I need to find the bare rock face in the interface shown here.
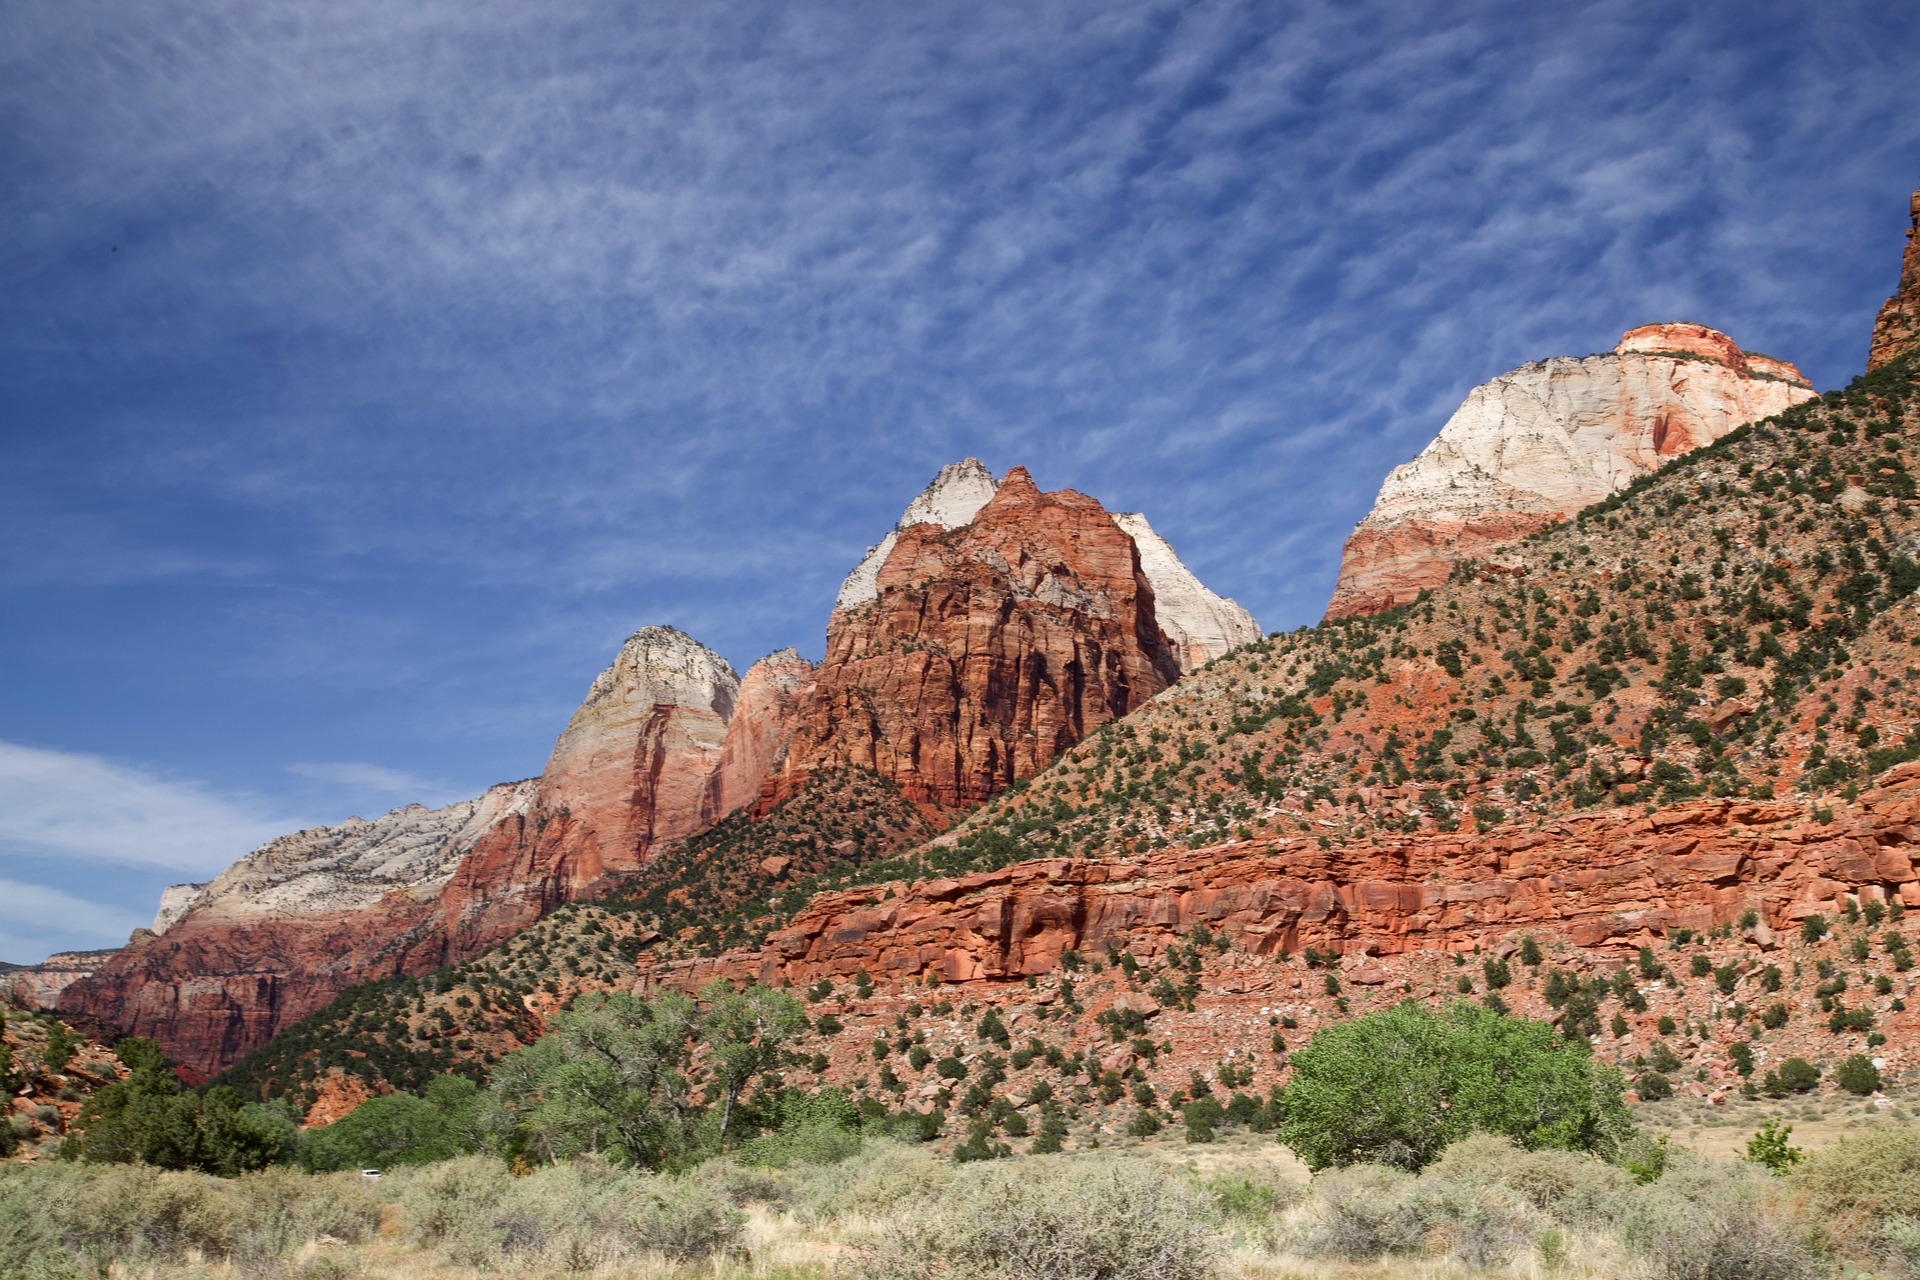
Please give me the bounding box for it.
[62,629,747,1081]
[1870,187,1920,372]
[58,782,536,1079]
[835,459,1001,612]
[774,466,1181,811]
[0,949,120,1010]
[657,767,1920,992]
[702,648,816,825]
[838,460,1256,672]
[1326,323,1815,618]
[1110,512,1260,669]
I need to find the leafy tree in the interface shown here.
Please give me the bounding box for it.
[60,1038,294,1173]
[1745,1118,1804,1174]
[42,1019,78,1073]
[491,989,698,1168]
[305,1074,484,1171]
[1834,1053,1882,1095]
[1760,1056,1821,1096]
[1277,1001,1629,1171]
[697,980,805,1144]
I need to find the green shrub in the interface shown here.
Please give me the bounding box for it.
[1296,1164,1430,1260]
[1618,1159,1820,1280]
[1745,1119,1803,1175]
[790,1140,951,1225]
[1794,1127,1920,1258]
[1834,1053,1882,1095]
[864,1157,1217,1280]
[1278,1001,1629,1170]
[1426,1133,1631,1227]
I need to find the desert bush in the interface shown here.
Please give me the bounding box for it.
[389,1153,741,1271]
[1426,1131,1632,1226]
[1617,1158,1820,1280]
[791,1139,953,1224]
[0,1159,376,1276]
[222,1166,381,1265]
[863,1156,1216,1280]
[1295,1163,1431,1260]
[1202,1168,1303,1222]
[1882,1215,1920,1279]
[1420,1178,1538,1268]
[1793,1126,1920,1258]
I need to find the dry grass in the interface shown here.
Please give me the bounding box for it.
[12,1126,1918,1280]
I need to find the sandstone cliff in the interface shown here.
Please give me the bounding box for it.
[1111,512,1261,669]
[61,629,758,1080]
[701,648,816,824]
[1870,187,1920,372]
[68,465,1258,1079]
[771,466,1182,811]
[1326,322,1815,618]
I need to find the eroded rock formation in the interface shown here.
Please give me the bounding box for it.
[1327,323,1815,618]
[770,467,1182,811]
[62,630,757,1080]
[1870,187,1920,372]
[658,762,1920,991]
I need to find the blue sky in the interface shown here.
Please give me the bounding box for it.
[3,0,1917,959]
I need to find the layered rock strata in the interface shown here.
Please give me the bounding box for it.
[68,465,1256,1078]
[656,763,1920,991]
[1870,187,1920,372]
[771,467,1183,811]
[62,629,760,1080]
[837,460,1257,672]
[0,949,120,1010]
[1327,323,1815,618]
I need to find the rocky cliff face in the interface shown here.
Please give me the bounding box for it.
[701,648,816,824]
[66,462,1256,1079]
[657,766,1920,991]
[1111,512,1261,670]
[1326,322,1815,618]
[769,466,1183,812]
[61,630,761,1081]
[1870,187,1920,372]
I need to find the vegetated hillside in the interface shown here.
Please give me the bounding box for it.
[223,355,1920,1132]
[889,352,1920,883]
[2,1003,126,1161]
[213,768,933,1111]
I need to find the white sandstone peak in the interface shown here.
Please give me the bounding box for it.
[835,459,1002,611]
[1112,512,1262,671]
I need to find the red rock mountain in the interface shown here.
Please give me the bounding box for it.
[1870,186,1920,372]
[767,466,1185,812]
[1326,322,1815,619]
[61,466,1253,1078]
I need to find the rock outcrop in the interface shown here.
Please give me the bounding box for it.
[0,949,120,1011]
[773,467,1183,811]
[1326,323,1815,618]
[1870,187,1920,372]
[68,465,1254,1079]
[1111,512,1261,669]
[657,763,1920,991]
[61,629,759,1081]
[701,648,816,824]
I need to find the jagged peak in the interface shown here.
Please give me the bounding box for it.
[1110,512,1261,671]
[835,458,1002,611]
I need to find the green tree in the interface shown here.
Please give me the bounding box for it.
[1277,1001,1629,1171]
[305,1074,482,1171]
[1745,1118,1804,1174]
[491,989,698,1168]
[697,980,805,1145]
[42,1018,78,1073]
[58,1037,293,1172]
[1834,1053,1882,1095]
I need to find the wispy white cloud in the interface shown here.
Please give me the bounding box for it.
[285,760,451,799]
[0,741,302,875]
[0,877,148,962]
